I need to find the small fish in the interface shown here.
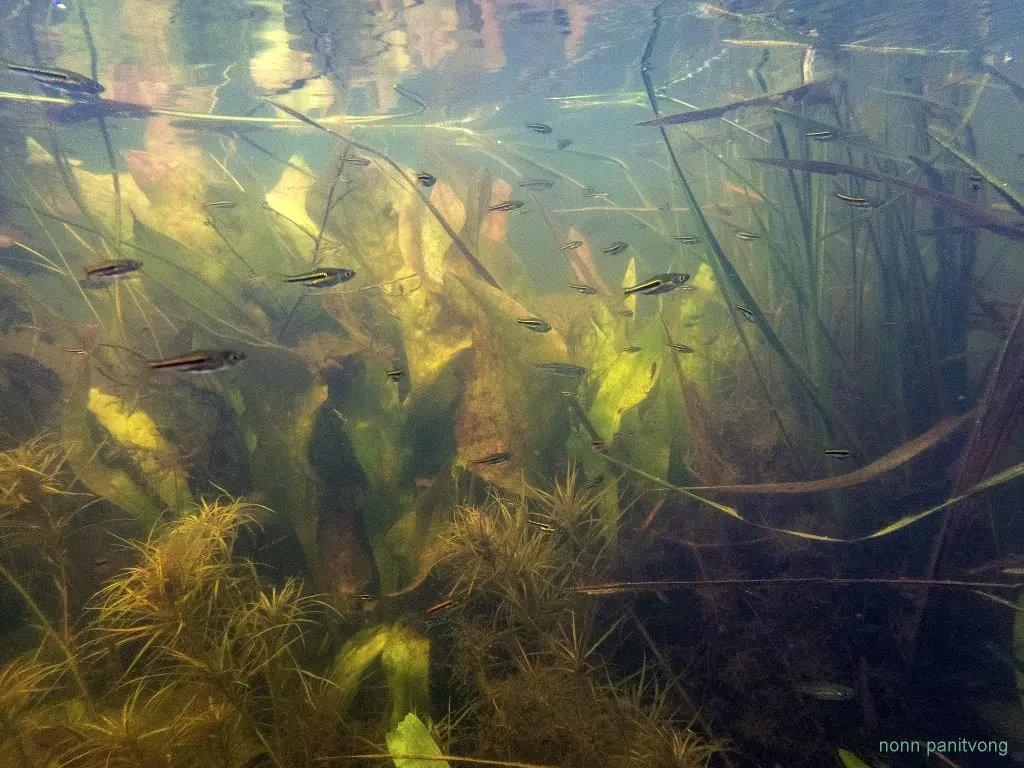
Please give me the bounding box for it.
[84,259,143,280]
[272,75,318,96]
[516,317,552,333]
[723,180,765,202]
[823,449,853,459]
[64,348,89,355]
[602,241,628,255]
[798,682,855,702]
[582,188,610,200]
[148,350,245,374]
[673,235,702,244]
[835,192,880,208]
[519,179,554,191]
[340,156,370,166]
[425,599,455,615]
[805,130,838,142]
[584,475,603,489]
[93,556,109,568]
[568,283,597,295]
[618,310,634,318]
[283,268,357,288]
[489,200,524,213]
[592,438,606,452]
[968,173,983,190]
[735,305,757,322]
[555,138,572,149]
[623,272,691,296]
[735,231,762,241]
[471,451,513,466]
[526,122,553,134]
[534,361,588,377]
[202,200,236,210]
[621,346,642,353]
[560,240,584,250]
[4,62,104,96]
[668,342,695,353]
[415,172,436,187]
[527,519,557,533]
[386,368,405,382]
[52,0,68,9]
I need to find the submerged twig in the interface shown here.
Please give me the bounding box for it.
[576,577,1023,596]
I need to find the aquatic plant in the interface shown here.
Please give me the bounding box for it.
[463,661,719,768]
[0,433,91,552]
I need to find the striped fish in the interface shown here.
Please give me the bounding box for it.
[534,362,588,377]
[148,350,245,374]
[623,272,691,296]
[84,259,142,279]
[489,200,524,212]
[516,317,552,333]
[519,179,554,191]
[4,61,104,95]
[283,268,356,288]
[471,451,513,466]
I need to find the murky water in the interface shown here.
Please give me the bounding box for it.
[1,1,1023,766]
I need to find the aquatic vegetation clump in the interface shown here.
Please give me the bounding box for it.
[77,496,356,767]
[0,434,90,552]
[0,657,62,756]
[466,662,719,768]
[437,465,611,615]
[429,470,718,766]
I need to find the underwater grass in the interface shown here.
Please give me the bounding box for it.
[637,11,845,451]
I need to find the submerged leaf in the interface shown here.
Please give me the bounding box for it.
[328,625,393,709]
[638,82,833,126]
[836,749,872,768]
[448,267,568,488]
[588,320,662,441]
[381,626,430,727]
[87,388,193,513]
[386,713,450,768]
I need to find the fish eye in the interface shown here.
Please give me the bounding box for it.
[228,351,245,364]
